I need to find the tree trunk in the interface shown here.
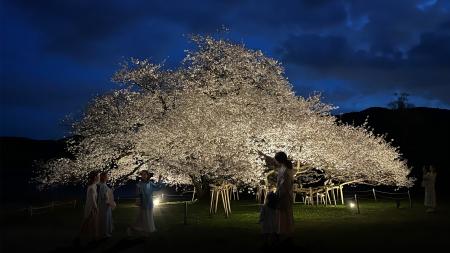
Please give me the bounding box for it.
[190,175,210,201]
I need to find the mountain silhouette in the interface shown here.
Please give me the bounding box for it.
[0,137,69,203]
[338,107,450,193]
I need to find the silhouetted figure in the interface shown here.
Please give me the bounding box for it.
[258,151,295,248]
[274,152,295,247]
[259,191,279,248]
[422,166,437,212]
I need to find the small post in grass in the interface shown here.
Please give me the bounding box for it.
[28,205,33,217]
[354,194,360,214]
[372,188,377,201]
[407,190,412,208]
[184,201,188,225]
[191,187,196,202]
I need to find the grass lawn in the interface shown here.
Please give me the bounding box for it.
[1,198,449,252]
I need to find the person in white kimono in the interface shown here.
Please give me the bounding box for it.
[77,171,100,245]
[97,172,115,239]
[422,166,437,212]
[127,170,164,236]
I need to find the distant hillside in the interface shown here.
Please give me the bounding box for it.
[0,137,69,203]
[338,107,450,192]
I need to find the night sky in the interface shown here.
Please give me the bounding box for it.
[1,0,449,139]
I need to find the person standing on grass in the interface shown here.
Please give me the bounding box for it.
[258,151,295,247]
[77,171,100,245]
[274,152,295,245]
[422,165,437,212]
[127,170,164,236]
[259,191,279,248]
[97,171,116,239]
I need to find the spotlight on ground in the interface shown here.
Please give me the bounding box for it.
[154,197,161,206]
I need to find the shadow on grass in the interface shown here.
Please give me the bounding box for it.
[47,237,146,253]
[48,238,104,253]
[103,238,146,253]
[257,240,309,253]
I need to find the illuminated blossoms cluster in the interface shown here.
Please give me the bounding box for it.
[36,36,413,189]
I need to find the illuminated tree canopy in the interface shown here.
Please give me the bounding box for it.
[36,36,413,191]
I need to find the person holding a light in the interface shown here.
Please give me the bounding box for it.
[127,170,164,236]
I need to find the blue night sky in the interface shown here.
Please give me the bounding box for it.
[1,0,449,139]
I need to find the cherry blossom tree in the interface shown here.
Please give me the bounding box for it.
[36,36,413,195]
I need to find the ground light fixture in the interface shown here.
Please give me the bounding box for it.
[153,197,161,207]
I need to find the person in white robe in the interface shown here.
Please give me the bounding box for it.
[97,172,115,238]
[78,171,100,245]
[127,170,164,236]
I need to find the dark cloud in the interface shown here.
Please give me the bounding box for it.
[5,0,350,61]
[4,0,234,61]
[1,0,450,139]
[439,19,450,30]
[232,0,347,31]
[409,32,450,66]
[8,1,138,48]
[277,0,450,105]
[279,31,450,103]
[278,34,353,68]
